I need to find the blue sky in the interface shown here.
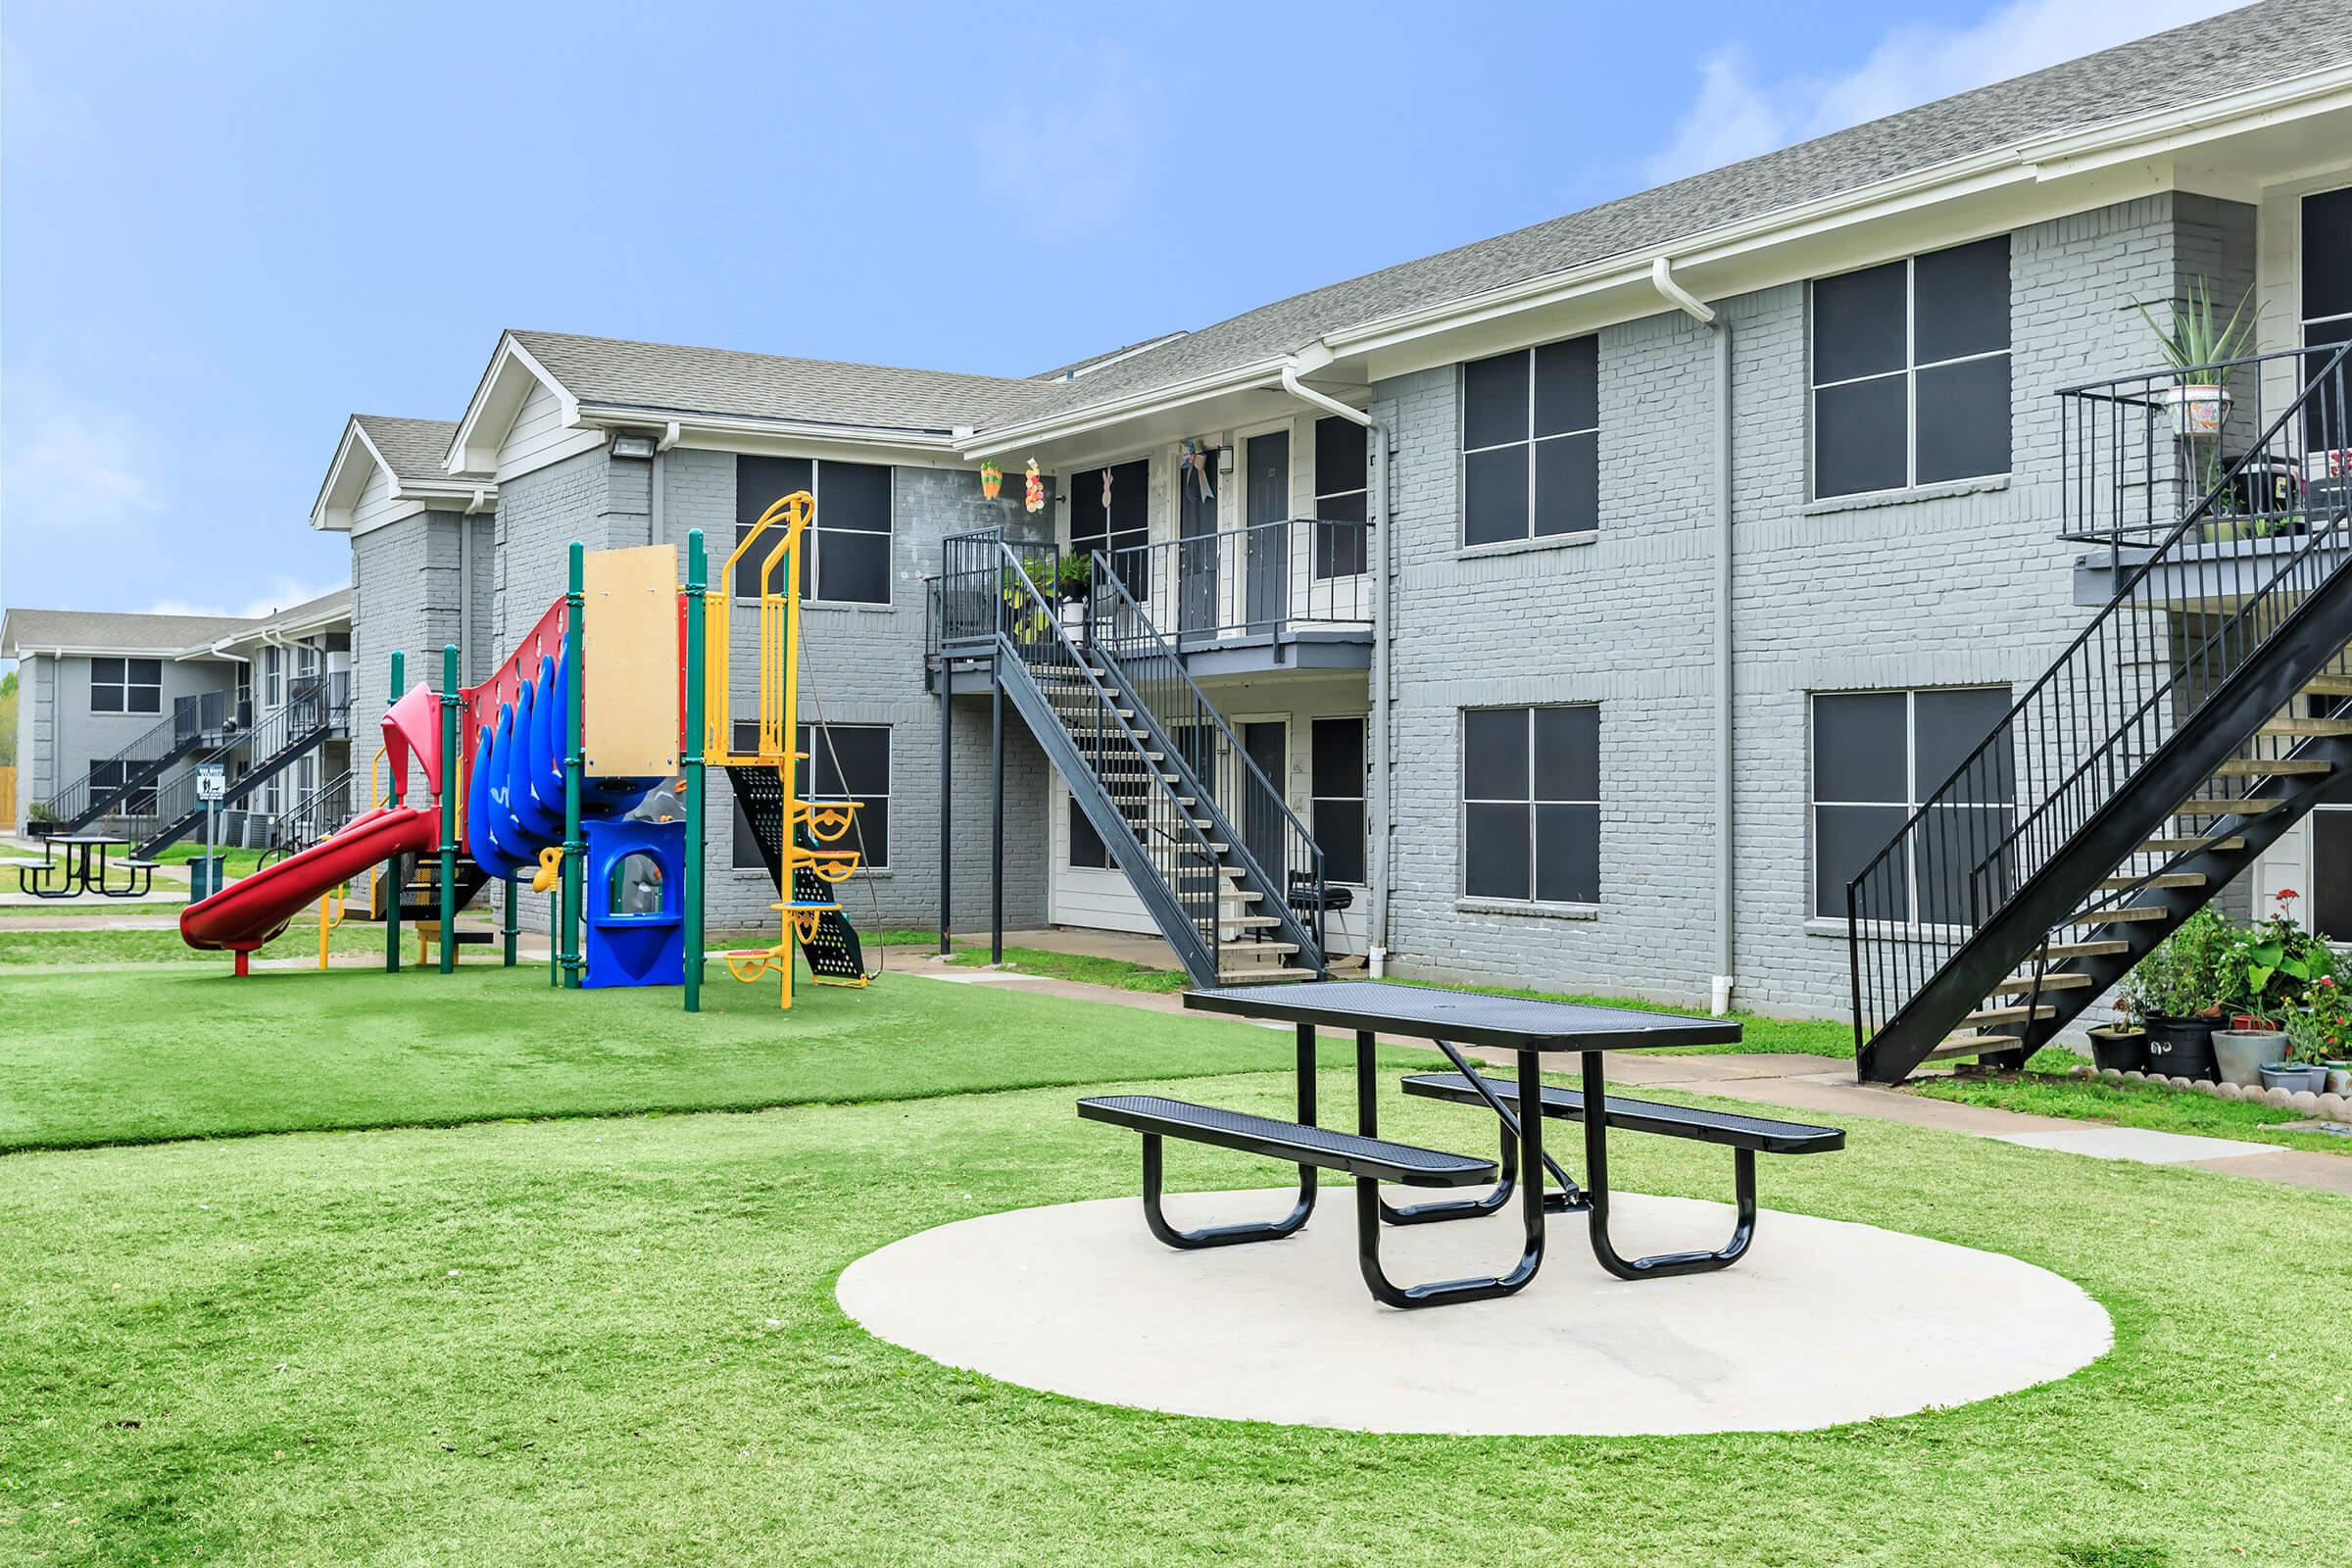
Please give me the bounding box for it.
[0,0,2236,644]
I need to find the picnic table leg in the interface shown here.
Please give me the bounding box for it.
[1579,1050,1758,1281]
[1137,1021,1318,1250]
[1372,1034,1585,1226]
[1353,1047,1547,1309]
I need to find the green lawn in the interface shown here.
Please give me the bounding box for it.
[0,962,1404,1154]
[1384,974,1855,1056]
[946,942,1190,992]
[5,965,2346,1565]
[146,843,270,877]
[3,1045,2345,1565]
[0,922,391,968]
[1916,1067,2352,1157]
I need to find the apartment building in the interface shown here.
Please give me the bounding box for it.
[308,1,2352,1064]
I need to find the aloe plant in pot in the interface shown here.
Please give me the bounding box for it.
[2136,276,2256,439]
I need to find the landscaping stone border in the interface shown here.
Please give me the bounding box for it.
[2074,1064,2352,1122]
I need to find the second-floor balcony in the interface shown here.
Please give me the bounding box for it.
[1097,516,1372,675]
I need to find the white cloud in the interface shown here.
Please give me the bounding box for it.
[141,576,346,621]
[971,40,1157,239]
[1642,0,2242,184]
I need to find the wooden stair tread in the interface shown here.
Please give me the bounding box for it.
[2038,939,2132,959]
[1985,972,2096,995]
[2172,798,2281,816]
[2137,834,2244,854]
[2097,871,2205,891]
[2212,758,2332,776]
[1213,966,1320,984]
[1963,1004,2058,1026]
[1927,1034,2023,1061]
[2061,904,2169,924]
[2258,717,2352,737]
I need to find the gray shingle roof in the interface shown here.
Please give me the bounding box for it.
[493,2,2347,444]
[1018,0,2352,422]
[352,415,478,484]
[0,609,251,656]
[509,330,1062,434]
[2,590,352,658]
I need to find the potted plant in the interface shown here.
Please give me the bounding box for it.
[2089,972,2151,1073]
[2136,277,2256,438]
[1054,553,1094,613]
[2135,907,2229,1081]
[2277,987,2345,1094]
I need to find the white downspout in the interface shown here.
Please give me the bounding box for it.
[651,421,680,549]
[1281,363,1392,976]
[463,485,492,686]
[1651,257,1738,1016]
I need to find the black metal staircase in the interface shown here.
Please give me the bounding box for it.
[258,768,356,865]
[1849,342,2352,1083]
[938,529,1325,987]
[34,692,224,833]
[133,674,350,857]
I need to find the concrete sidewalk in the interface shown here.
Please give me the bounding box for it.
[898,951,2352,1198]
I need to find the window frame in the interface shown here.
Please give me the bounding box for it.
[1458,336,1600,548]
[733,457,896,608]
[88,757,158,815]
[1459,704,1600,907]
[1808,239,2012,501]
[1808,685,2015,924]
[1069,458,1152,600]
[89,657,162,716]
[796,721,890,869]
[1309,715,1368,887]
[1311,416,1369,580]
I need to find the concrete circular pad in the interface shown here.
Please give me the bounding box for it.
[838,1189,2110,1435]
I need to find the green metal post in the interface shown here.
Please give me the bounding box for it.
[503,879,517,966]
[548,889,560,987]
[561,542,586,989]
[438,643,460,975]
[683,529,707,1013]
[386,650,405,973]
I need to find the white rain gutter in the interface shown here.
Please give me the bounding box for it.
[650,420,681,549]
[1650,257,1737,1016]
[1280,362,1394,976]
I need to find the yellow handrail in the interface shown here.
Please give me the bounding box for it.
[709,491,813,764]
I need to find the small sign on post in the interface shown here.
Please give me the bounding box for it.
[195,762,227,903]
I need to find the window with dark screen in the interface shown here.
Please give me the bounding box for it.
[1810,686,2014,922]
[1811,236,2011,499]
[1460,336,1598,545]
[1462,706,1598,904]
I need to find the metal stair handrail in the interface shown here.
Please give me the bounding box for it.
[1085,553,1329,965]
[1848,340,2352,1055]
[35,693,212,829]
[133,674,346,855]
[942,528,1239,975]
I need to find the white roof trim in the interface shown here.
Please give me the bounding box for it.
[312,416,495,534]
[965,61,2352,457]
[446,333,583,476]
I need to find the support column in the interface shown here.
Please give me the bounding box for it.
[938,681,953,956]
[561,542,585,989]
[438,643,460,975]
[386,650,405,974]
[990,673,1004,964]
[503,878,517,967]
[683,528,708,1013]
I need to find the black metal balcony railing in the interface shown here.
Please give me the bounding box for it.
[2060,344,2352,561]
[1099,516,1371,644]
[1849,340,2352,1069]
[262,768,356,862]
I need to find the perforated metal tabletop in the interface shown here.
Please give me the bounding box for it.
[1182,980,1741,1053]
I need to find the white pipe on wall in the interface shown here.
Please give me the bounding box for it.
[1279,363,1392,973]
[1652,257,1738,1015]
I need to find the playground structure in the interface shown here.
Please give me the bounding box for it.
[179,495,872,1009]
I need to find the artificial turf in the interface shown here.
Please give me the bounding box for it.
[0,922,391,967]
[1915,1067,2352,1156]
[4,1054,2346,1567]
[0,962,1402,1153]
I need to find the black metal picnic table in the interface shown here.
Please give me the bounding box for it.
[16,833,147,900]
[1091,978,1841,1309]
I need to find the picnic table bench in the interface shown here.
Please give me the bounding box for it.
[16,835,150,899]
[1077,980,1843,1307]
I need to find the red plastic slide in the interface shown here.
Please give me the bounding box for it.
[180,806,439,975]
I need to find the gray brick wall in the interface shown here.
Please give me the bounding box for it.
[1371,191,2231,1016]
[467,444,1052,940]
[351,508,487,808]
